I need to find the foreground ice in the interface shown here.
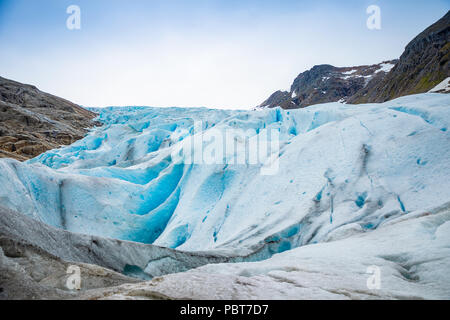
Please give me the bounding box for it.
[0,93,449,262]
[81,205,450,299]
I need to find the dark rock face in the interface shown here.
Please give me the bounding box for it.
[349,11,450,103]
[0,77,99,161]
[258,60,398,109]
[258,90,296,109]
[290,62,398,107]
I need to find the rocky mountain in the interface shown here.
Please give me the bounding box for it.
[0,77,99,161]
[258,61,397,109]
[349,10,450,103]
[259,10,449,109]
[258,90,295,110]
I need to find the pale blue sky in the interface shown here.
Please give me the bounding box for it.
[0,0,448,109]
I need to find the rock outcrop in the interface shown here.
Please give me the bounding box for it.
[0,77,99,161]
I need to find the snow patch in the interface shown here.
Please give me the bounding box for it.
[375,63,395,74]
[429,77,450,93]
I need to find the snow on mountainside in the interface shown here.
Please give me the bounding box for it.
[0,94,449,263]
[429,77,450,93]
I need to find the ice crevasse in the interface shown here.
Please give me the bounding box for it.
[0,93,449,257]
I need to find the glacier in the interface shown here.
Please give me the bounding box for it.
[0,93,450,256]
[1,93,450,265]
[81,206,450,299]
[1,93,450,298]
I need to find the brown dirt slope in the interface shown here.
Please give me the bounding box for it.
[0,76,99,161]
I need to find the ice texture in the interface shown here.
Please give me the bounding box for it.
[0,93,449,260]
[87,205,450,300]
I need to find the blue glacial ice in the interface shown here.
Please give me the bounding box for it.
[0,93,449,256]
